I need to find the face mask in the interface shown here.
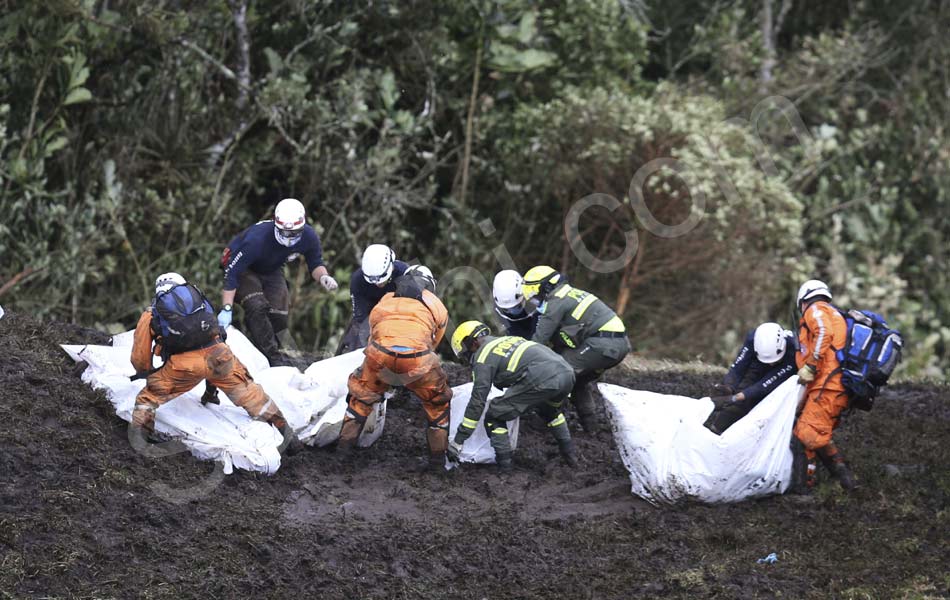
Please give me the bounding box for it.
[499,304,526,319]
[275,227,302,247]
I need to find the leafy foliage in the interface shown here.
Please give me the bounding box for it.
[0,0,947,374]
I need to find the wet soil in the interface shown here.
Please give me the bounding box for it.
[1,312,948,599]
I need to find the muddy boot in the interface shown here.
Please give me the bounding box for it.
[336,415,365,456]
[487,419,514,473]
[571,382,599,433]
[269,415,303,456]
[547,414,578,468]
[201,383,220,406]
[558,439,579,468]
[425,426,449,473]
[495,451,514,474]
[789,438,808,493]
[831,461,858,490]
[818,443,859,491]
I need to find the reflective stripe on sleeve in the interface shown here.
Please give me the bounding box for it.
[461,417,479,430]
[571,294,598,320]
[547,414,566,428]
[507,341,536,372]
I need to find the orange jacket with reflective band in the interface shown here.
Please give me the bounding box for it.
[369,290,448,352]
[796,301,847,391]
[131,310,164,374]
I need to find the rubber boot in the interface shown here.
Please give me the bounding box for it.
[268,414,303,455]
[425,426,448,473]
[495,451,513,473]
[819,444,858,490]
[487,420,514,473]
[831,461,858,490]
[201,383,220,406]
[558,439,579,468]
[547,414,578,468]
[337,415,364,455]
[571,382,598,433]
[789,438,808,493]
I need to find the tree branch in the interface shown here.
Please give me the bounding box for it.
[457,31,483,207]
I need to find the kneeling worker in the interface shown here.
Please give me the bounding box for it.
[338,266,453,471]
[704,322,798,434]
[132,272,298,449]
[522,266,630,432]
[449,321,578,472]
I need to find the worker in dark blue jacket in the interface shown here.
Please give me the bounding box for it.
[704,322,798,434]
[336,244,409,355]
[217,199,337,366]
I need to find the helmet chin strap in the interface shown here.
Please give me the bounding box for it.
[274,227,301,248]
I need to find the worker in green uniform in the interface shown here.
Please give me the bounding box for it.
[448,321,578,472]
[522,266,631,432]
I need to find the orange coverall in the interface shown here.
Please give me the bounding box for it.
[130,310,283,429]
[346,290,452,427]
[793,300,849,460]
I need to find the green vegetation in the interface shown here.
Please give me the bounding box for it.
[1,0,947,375]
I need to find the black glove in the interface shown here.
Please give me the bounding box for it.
[710,395,736,409]
[447,440,463,463]
[711,382,734,396]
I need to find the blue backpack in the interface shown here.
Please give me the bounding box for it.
[151,284,220,359]
[834,307,903,411]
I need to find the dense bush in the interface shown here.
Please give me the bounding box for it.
[1,0,947,374]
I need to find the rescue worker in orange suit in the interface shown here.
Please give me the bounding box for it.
[337,266,453,471]
[793,279,857,491]
[131,272,299,451]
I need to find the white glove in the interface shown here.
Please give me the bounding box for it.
[320,275,338,292]
[797,364,817,383]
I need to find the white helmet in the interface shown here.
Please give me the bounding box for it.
[155,272,186,295]
[493,270,525,309]
[274,198,306,247]
[797,279,832,308]
[362,244,396,285]
[753,322,788,364]
[405,264,437,292]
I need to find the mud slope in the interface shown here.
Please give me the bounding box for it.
[1,313,948,599]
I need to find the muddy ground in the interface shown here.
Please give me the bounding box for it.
[0,312,948,599]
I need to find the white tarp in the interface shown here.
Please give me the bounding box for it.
[62,327,509,474]
[601,377,802,505]
[448,382,519,464]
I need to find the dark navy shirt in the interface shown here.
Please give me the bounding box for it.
[494,305,539,339]
[349,260,409,323]
[223,221,324,290]
[723,330,798,405]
